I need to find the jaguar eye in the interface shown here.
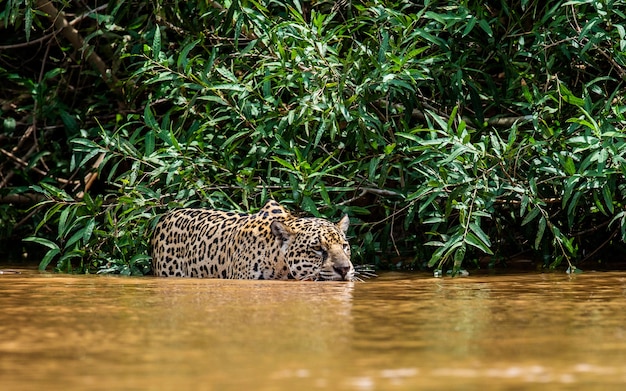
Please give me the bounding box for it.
[311,245,327,258]
[343,243,350,253]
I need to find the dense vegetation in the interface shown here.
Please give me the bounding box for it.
[1,1,625,275]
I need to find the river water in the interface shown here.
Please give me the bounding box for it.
[1,269,625,390]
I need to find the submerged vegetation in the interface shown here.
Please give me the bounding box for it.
[1,0,626,275]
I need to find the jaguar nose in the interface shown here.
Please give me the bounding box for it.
[333,266,351,279]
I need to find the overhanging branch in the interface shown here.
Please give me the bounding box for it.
[35,0,121,96]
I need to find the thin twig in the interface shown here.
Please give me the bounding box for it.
[337,187,402,206]
[36,0,121,95]
[0,147,76,185]
[390,201,400,256]
[13,204,48,230]
[386,100,534,128]
[568,4,626,80]
[579,227,619,264]
[0,33,53,50]
[494,197,561,205]
[0,4,109,50]
[571,220,610,237]
[0,193,46,204]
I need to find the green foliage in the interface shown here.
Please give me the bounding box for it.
[1,1,626,274]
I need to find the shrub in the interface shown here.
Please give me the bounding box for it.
[1,1,625,274]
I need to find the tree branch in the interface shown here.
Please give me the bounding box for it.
[0,193,46,204]
[0,147,77,186]
[35,0,121,96]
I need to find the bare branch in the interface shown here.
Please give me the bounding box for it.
[75,152,106,200]
[0,193,46,204]
[0,147,77,186]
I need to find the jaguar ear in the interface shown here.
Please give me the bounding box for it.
[270,221,293,242]
[337,215,349,234]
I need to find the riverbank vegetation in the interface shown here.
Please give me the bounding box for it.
[1,1,625,275]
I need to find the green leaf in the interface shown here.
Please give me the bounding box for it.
[426,110,449,132]
[368,156,381,180]
[562,176,580,209]
[462,16,477,37]
[59,110,79,133]
[152,25,161,60]
[58,207,71,239]
[469,222,492,247]
[145,131,155,156]
[78,147,102,169]
[301,196,318,215]
[177,39,200,72]
[82,218,96,243]
[522,206,540,226]
[216,66,239,83]
[602,185,614,214]
[566,192,582,227]
[520,194,529,218]
[4,117,16,132]
[23,236,60,250]
[384,143,396,155]
[66,228,86,248]
[560,155,576,176]
[465,232,493,254]
[559,83,584,107]
[272,156,295,171]
[593,191,607,216]
[453,245,466,272]
[427,246,445,267]
[144,105,157,130]
[39,248,60,271]
[441,144,471,164]
[129,254,152,267]
[378,30,389,63]
[72,138,101,151]
[478,19,493,37]
[535,216,546,249]
[24,2,33,42]
[83,192,95,211]
[57,251,84,272]
[39,183,74,202]
[448,106,459,132]
[33,202,62,234]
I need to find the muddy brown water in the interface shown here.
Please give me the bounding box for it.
[1,269,626,390]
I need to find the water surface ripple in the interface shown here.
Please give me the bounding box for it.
[1,270,625,390]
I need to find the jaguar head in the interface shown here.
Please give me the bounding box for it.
[270,215,354,281]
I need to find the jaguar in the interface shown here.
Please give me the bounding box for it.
[151,200,354,281]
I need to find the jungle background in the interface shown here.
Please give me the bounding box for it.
[1,0,626,275]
